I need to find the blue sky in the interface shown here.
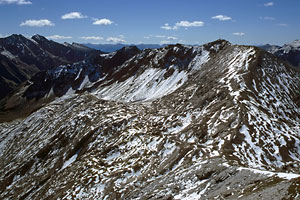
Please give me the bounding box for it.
[0,0,299,45]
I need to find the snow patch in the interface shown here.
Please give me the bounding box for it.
[238,167,300,180]
[62,152,79,170]
[95,67,188,102]
[1,50,17,60]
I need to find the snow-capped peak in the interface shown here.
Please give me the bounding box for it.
[288,39,300,48]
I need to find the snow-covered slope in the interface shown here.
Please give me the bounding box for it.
[93,45,210,102]
[1,40,300,199]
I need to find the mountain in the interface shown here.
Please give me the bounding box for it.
[258,44,281,54]
[259,40,300,68]
[0,45,140,122]
[0,34,101,100]
[84,43,166,52]
[1,39,300,199]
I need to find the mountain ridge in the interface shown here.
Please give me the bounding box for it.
[1,38,300,199]
[0,34,101,100]
[83,43,167,53]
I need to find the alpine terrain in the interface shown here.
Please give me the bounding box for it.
[260,40,300,68]
[0,34,100,100]
[1,37,300,199]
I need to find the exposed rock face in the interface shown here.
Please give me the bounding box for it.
[0,34,100,99]
[1,39,300,199]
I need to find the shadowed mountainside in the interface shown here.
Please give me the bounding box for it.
[0,34,101,99]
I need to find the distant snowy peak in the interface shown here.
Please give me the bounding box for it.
[63,42,95,53]
[259,44,281,54]
[281,40,300,52]
[287,39,300,48]
[3,34,28,44]
[31,34,48,42]
[260,39,300,67]
[84,43,167,52]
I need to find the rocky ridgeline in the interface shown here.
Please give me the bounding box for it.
[0,39,300,199]
[0,34,100,99]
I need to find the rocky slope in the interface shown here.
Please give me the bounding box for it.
[0,34,100,99]
[1,40,300,199]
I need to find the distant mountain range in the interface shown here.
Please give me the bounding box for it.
[83,43,167,52]
[0,34,101,99]
[258,40,300,68]
[1,34,300,103]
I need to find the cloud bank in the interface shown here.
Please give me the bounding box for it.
[20,19,54,27]
[80,36,104,40]
[161,20,204,30]
[232,32,245,36]
[47,35,72,40]
[106,37,125,43]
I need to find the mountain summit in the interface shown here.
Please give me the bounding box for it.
[1,38,300,199]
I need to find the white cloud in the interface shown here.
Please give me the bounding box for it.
[47,35,72,40]
[277,23,288,26]
[211,15,232,21]
[93,18,113,25]
[232,32,245,36]
[167,36,177,40]
[144,35,177,41]
[161,23,173,30]
[61,12,87,20]
[161,21,204,30]
[175,21,204,28]
[107,37,125,43]
[0,0,31,5]
[264,2,274,7]
[260,16,275,20]
[80,36,104,40]
[160,40,170,45]
[20,19,54,27]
